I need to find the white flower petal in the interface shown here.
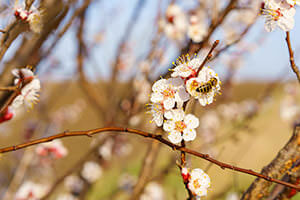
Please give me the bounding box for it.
[163,98,175,110]
[150,92,164,103]
[176,87,190,102]
[163,120,175,132]
[152,79,167,92]
[11,95,24,109]
[169,77,184,88]
[172,109,185,121]
[168,131,182,144]
[278,16,294,31]
[153,113,163,127]
[183,128,196,141]
[184,114,199,129]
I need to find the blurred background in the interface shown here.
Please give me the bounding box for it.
[0,0,299,199]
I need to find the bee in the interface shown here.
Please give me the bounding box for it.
[196,77,218,94]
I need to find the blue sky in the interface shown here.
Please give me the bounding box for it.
[4,0,300,82]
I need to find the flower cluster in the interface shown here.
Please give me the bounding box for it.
[159,4,210,43]
[15,181,47,200]
[80,161,103,184]
[0,68,41,123]
[149,55,221,144]
[188,13,207,43]
[64,175,84,196]
[14,1,43,33]
[159,4,187,41]
[261,0,299,32]
[140,182,165,200]
[11,68,41,110]
[181,167,211,199]
[35,140,68,160]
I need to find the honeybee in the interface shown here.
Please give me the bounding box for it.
[196,77,218,94]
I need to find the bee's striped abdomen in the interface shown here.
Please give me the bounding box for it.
[196,77,218,94]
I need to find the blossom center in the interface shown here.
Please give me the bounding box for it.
[263,8,283,21]
[175,121,186,132]
[190,80,200,90]
[167,15,175,23]
[193,179,201,189]
[162,88,175,98]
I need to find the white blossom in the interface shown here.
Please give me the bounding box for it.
[280,96,300,122]
[147,103,165,127]
[186,67,221,106]
[13,2,43,33]
[27,8,43,34]
[159,4,187,41]
[188,14,207,43]
[140,182,164,200]
[261,0,296,32]
[118,173,137,193]
[14,1,29,20]
[11,68,41,110]
[64,175,84,194]
[35,139,68,159]
[81,161,102,183]
[171,56,201,79]
[12,68,34,85]
[286,0,300,6]
[150,78,189,110]
[163,109,199,144]
[98,138,114,160]
[188,168,211,198]
[15,181,47,200]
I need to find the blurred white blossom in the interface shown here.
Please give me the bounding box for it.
[98,138,114,160]
[81,161,102,183]
[15,181,47,200]
[118,173,137,193]
[14,1,42,33]
[188,15,207,43]
[226,192,240,200]
[11,68,41,111]
[64,175,84,195]
[159,4,187,41]
[36,140,68,159]
[140,182,164,200]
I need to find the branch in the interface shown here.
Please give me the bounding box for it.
[196,40,219,75]
[76,4,106,119]
[241,124,300,199]
[0,127,300,190]
[285,31,300,83]
[130,140,161,200]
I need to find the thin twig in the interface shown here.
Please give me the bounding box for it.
[0,127,299,190]
[179,140,193,200]
[196,40,219,75]
[285,31,300,83]
[0,86,17,91]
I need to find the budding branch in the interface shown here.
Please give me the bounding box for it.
[285,31,300,83]
[0,126,299,190]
